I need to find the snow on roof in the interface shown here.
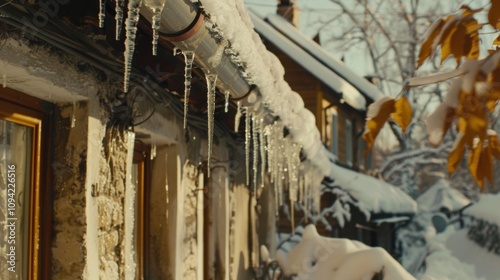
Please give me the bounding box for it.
[329,164,417,215]
[202,1,413,211]
[417,179,470,213]
[249,10,367,111]
[464,193,500,226]
[265,14,385,102]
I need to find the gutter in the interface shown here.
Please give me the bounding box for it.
[140,0,259,106]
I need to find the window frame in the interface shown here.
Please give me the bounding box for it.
[0,87,53,280]
[133,140,150,280]
[331,108,339,155]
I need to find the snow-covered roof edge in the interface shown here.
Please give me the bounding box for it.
[265,13,385,102]
[249,10,367,111]
[201,1,415,215]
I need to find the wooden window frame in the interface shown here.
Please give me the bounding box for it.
[133,141,150,280]
[0,87,54,280]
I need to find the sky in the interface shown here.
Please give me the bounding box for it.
[243,0,375,79]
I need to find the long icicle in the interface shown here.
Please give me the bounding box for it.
[245,108,251,186]
[224,91,230,113]
[234,101,242,132]
[259,118,266,188]
[98,0,106,28]
[252,114,259,193]
[206,73,217,178]
[123,0,143,93]
[115,0,124,40]
[146,0,166,55]
[182,51,195,129]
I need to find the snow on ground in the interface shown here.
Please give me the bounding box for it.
[278,224,415,279]
[464,193,500,226]
[418,228,485,280]
[417,179,470,213]
[445,229,500,280]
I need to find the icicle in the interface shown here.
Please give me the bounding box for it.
[206,73,217,178]
[224,91,230,113]
[180,51,195,129]
[2,73,6,88]
[71,97,76,128]
[145,0,166,55]
[245,108,251,186]
[98,0,106,28]
[115,0,124,40]
[234,102,242,132]
[150,141,157,160]
[259,119,266,188]
[252,115,259,192]
[123,0,143,93]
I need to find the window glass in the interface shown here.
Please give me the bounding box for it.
[331,109,338,155]
[0,119,33,279]
[345,119,353,166]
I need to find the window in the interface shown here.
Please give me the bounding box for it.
[358,137,365,169]
[0,88,52,279]
[345,119,353,166]
[132,141,148,280]
[331,109,338,155]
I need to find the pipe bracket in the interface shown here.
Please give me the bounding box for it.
[160,9,205,42]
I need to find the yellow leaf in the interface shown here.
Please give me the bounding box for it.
[468,141,482,183]
[450,24,467,64]
[489,134,500,159]
[417,17,446,67]
[363,97,396,155]
[468,142,494,188]
[466,32,480,60]
[493,35,500,46]
[459,4,483,17]
[391,97,412,134]
[488,0,500,29]
[448,134,466,174]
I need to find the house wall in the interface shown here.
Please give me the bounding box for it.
[0,35,261,280]
[263,43,369,171]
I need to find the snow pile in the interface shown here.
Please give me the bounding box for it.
[415,227,484,280]
[464,193,500,226]
[330,164,417,216]
[445,229,500,280]
[278,224,415,279]
[417,179,470,213]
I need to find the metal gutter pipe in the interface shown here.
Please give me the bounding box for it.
[140,1,259,106]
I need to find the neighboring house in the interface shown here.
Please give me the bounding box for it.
[250,4,384,171]
[418,179,471,217]
[251,2,416,257]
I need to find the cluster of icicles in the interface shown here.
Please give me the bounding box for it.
[97,0,321,217]
[243,108,323,224]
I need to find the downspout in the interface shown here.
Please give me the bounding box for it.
[140,1,259,106]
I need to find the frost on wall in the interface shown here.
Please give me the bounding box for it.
[51,102,89,279]
[96,127,130,280]
[181,162,200,279]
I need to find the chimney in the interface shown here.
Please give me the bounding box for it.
[277,0,299,28]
